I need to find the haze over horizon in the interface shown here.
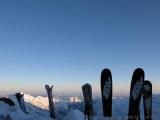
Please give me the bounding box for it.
[0,1,160,96]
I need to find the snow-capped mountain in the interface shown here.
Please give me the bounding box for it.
[0,93,160,120]
[69,96,82,103]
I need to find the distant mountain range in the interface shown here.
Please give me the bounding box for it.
[0,93,160,120]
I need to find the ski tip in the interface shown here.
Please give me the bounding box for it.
[143,80,152,92]
[45,85,50,89]
[101,68,111,74]
[101,68,112,83]
[15,92,24,97]
[45,85,54,89]
[134,68,144,74]
[144,80,152,86]
[82,83,92,94]
[82,83,91,87]
[101,68,112,79]
[132,68,145,80]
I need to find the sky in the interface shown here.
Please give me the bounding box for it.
[0,0,160,96]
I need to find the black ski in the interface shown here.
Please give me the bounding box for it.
[15,92,28,114]
[143,80,152,120]
[128,68,144,120]
[45,85,56,119]
[101,68,112,117]
[82,83,93,120]
[0,97,15,106]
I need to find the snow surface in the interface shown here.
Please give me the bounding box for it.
[0,93,160,120]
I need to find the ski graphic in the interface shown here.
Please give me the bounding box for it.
[82,83,93,120]
[45,85,56,119]
[15,92,28,114]
[128,68,144,120]
[101,68,112,117]
[143,80,152,120]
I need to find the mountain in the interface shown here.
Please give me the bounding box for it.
[0,93,160,120]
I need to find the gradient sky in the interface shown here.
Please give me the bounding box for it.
[0,1,160,95]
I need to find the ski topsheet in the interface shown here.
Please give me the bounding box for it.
[45,85,56,119]
[101,68,112,117]
[128,68,144,120]
[15,92,28,114]
[82,83,93,120]
[143,80,152,120]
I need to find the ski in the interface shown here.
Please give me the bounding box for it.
[101,68,112,117]
[15,92,28,114]
[45,85,56,119]
[143,80,152,120]
[128,68,144,120]
[82,83,93,120]
[0,97,15,106]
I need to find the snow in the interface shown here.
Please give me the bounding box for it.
[0,93,160,120]
[69,96,82,103]
[64,109,84,120]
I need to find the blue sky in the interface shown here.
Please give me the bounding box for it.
[0,1,160,95]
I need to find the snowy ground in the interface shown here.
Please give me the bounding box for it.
[0,93,160,120]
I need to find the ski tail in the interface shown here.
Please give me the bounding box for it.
[128,68,144,120]
[143,80,152,120]
[15,92,28,114]
[45,85,56,119]
[101,68,112,117]
[82,83,93,120]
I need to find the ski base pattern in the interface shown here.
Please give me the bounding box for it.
[128,68,144,120]
[15,92,28,114]
[101,68,112,117]
[45,85,56,119]
[143,80,152,120]
[82,83,93,120]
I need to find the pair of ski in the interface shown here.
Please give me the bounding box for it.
[0,93,29,114]
[45,85,56,120]
[82,68,112,120]
[128,68,152,120]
